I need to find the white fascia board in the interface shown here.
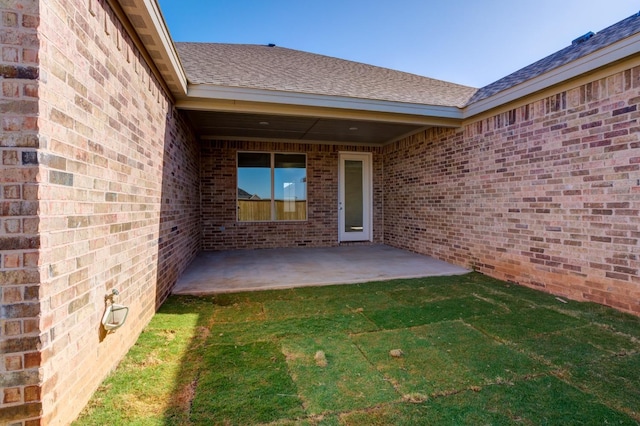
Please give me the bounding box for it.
[464,32,640,118]
[186,84,464,120]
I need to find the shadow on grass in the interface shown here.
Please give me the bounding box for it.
[74,272,640,425]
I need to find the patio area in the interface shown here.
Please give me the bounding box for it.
[172,245,469,295]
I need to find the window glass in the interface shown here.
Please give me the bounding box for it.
[274,154,307,220]
[344,160,363,232]
[238,153,271,221]
[237,153,307,221]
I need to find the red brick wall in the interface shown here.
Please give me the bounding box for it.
[0,0,200,424]
[201,140,383,250]
[384,62,640,316]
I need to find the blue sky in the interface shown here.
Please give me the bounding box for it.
[157,1,637,88]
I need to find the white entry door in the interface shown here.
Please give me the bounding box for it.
[338,152,372,242]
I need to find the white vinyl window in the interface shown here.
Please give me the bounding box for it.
[237,152,307,221]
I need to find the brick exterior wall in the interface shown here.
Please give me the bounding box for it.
[0,0,41,423]
[201,140,383,250]
[0,0,200,424]
[384,60,640,316]
[2,1,639,424]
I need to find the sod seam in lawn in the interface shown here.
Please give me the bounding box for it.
[74,273,640,425]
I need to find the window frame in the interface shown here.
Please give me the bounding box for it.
[236,152,308,223]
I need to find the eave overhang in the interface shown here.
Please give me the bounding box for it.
[114,0,187,98]
[178,84,464,125]
[174,85,465,145]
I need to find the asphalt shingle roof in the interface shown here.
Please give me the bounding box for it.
[467,12,640,105]
[175,12,640,110]
[175,42,477,107]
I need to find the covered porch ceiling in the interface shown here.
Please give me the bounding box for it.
[176,93,466,145]
[182,110,435,145]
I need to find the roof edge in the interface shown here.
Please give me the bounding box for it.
[464,29,640,118]
[184,84,465,120]
[117,0,188,97]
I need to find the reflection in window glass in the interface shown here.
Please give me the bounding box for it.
[237,153,271,221]
[275,154,306,220]
[237,153,306,221]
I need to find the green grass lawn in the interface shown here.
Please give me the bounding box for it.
[74,273,640,425]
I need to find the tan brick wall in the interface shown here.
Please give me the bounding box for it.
[1,0,200,424]
[201,140,383,250]
[0,0,43,424]
[384,60,640,316]
[2,2,637,425]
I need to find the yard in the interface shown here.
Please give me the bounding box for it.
[75,273,640,425]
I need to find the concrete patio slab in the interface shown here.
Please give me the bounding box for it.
[173,245,470,295]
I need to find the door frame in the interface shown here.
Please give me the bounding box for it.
[338,152,372,242]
